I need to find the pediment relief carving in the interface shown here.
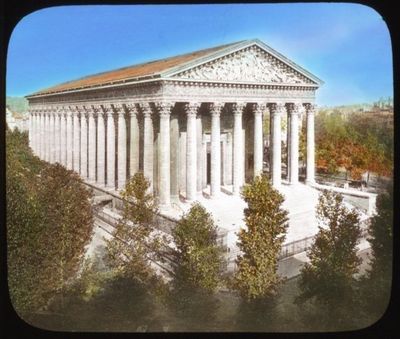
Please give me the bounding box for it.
[174,46,314,84]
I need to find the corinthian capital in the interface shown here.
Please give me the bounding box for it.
[268,103,286,116]
[155,102,174,117]
[125,103,139,116]
[209,102,224,116]
[286,103,301,115]
[183,102,200,117]
[232,102,246,115]
[251,103,266,115]
[112,103,125,116]
[304,103,316,114]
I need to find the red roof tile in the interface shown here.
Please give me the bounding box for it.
[30,41,243,96]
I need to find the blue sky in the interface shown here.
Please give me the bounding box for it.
[7,3,392,106]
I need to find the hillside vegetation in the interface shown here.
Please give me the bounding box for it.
[6,96,29,116]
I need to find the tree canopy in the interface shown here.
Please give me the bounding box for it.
[7,128,93,318]
[105,172,166,286]
[233,175,289,301]
[296,190,362,328]
[171,202,223,293]
[315,110,393,179]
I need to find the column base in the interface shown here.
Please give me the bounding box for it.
[306,179,315,185]
[210,190,222,199]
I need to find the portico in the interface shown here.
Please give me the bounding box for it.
[26,39,323,208]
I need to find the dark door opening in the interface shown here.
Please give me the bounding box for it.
[206,152,211,185]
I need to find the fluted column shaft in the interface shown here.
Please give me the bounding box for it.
[55,112,61,163]
[92,110,104,186]
[185,103,199,201]
[158,103,172,206]
[49,112,56,163]
[270,103,283,187]
[80,110,88,178]
[233,104,244,194]
[116,107,127,190]
[288,103,300,184]
[253,104,264,177]
[143,106,154,192]
[106,108,115,188]
[73,111,80,172]
[44,113,50,162]
[40,112,46,159]
[128,105,140,177]
[60,111,67,166]
[306,104,316,183]
[66,110,73,169]
[210,103,222,197]
[88,109,96,182]
[196,115,203,193]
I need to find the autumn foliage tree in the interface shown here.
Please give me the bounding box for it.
[315,110,393,180]
[7,128,93,319]
[296,190,362,328]
[105,172,166,286]
[233,175,288,301]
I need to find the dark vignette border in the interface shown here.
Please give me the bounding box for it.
[1,0,398,338]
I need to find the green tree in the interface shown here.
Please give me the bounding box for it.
[168,203,223,326]
[105,172,166,286]
[358,181,393,320]
[171,202,223,292]
[7,128,93,319]
[233,175,288,301]
[296,190,362,329]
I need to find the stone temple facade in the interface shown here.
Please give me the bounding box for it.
[26,39,323,209]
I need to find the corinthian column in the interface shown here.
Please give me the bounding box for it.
[305,103,316,184]
[55,109,61,164]
[72,107,80,172]
[49,110,56,163]
[252,103,264,177]
[96,106,106,186]
[44,111,50,162]
[79,106,88,178]
[41,109,47,160]
[105,105,115,189]
[59,108,67,166]
[66,108,73,169]
[288,103,300,185]
[87,106,96,182]
[115,104,127,190]
[184,102,199,201]
[126,103,140,177]
[269,103,285,187]
[210,102,223,197]
[157,102,173,206]
[142,103,154,193]
[233,103,245,195]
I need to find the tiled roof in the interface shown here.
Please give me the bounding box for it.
[29,41,244,96]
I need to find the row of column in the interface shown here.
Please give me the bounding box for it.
[269,102,315,187]
[29,104,135,191]
[28,101,315,207]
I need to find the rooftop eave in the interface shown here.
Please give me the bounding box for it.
[26,73,163,99]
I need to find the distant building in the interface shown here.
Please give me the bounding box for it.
[6,107,29,131]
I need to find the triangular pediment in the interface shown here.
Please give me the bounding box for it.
[166,44,318,85]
